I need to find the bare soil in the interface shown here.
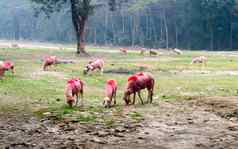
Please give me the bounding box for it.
[1,97,238,149]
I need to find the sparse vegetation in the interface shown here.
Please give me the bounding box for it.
[1,47,238,125]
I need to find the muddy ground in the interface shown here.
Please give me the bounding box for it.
[1,97,238,149]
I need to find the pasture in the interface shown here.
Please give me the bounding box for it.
[0,46,238,148]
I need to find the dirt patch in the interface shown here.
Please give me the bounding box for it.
[1,97,238,149]
[0,112,152,149]
[105,67,147,75]
[190,96,238,121]
[0,40,68,50]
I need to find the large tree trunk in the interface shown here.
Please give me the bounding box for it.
[70,0,88,55]
[78,19,87,54]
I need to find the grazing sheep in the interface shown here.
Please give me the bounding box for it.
[3,61,14,73]
[119,48,128,54]
[123,72,155,105]
[0,60,14,78]
[103,79,117,108]
[191,56,207,66]
[149,49,158,56]
[173,48,183,55]
[83,59,104,75]
[42,56,58,71]
[65,78,84,107]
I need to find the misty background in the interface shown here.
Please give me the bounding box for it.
[1,0,238,50]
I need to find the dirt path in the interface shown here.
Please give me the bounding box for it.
[1,97,238,149]
[0,40,68,50]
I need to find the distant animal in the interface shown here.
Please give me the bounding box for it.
[59,47,64,50]
[191,56,208,65]
[149,49,157,56]
[140,48,146,55]
[83,59,104,75]
[65,78,84,107]
[103,79,118,108]
[42,56,58,71]
[173,48,183,55]
[0,60,14,78]
[123,72,155,105]
[11,43,20,48]
[119,48,128,54]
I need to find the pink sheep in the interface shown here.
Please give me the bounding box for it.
[65,78,84,107]
[83,59,104,75]
[42,56,58,71]
[103,79,117,108]
[0,60,14,78]
[119,48,128,54]
[191,56,207,65]
[123,72,155,105]
[3,61,14,73]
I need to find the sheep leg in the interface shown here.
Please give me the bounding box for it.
[138,91,144,105]
[132,93,136,105]
[100,68,104,75]
[149,90,153,103]
[0,70,5,79]
[43,65,47,71]
[147,90,150,103]
[76,94,79,106]
[109,97,113,107]
[113,89,117,105]
[80,91,84,107]
[11,68,14,74]
[146,89,153,104]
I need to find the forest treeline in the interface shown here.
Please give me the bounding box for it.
[1,0,238,50]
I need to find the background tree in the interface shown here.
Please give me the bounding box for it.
[31,0,96,55]
[30,0,127,55]
[1,0,238,51]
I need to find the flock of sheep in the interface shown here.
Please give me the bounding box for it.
[43,56,155,108]
[0,47,208,108]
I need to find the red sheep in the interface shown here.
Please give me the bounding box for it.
[83,59,104,75]
[42,56,58,71]
[0,60,14,78]
[65,78,84,107]
[3,61,14,73]
[103,79,117,108]
[123,72,155,105]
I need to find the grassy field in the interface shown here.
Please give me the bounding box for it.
[1,47,238,125]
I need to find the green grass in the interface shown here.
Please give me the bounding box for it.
[1,47,238,125]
